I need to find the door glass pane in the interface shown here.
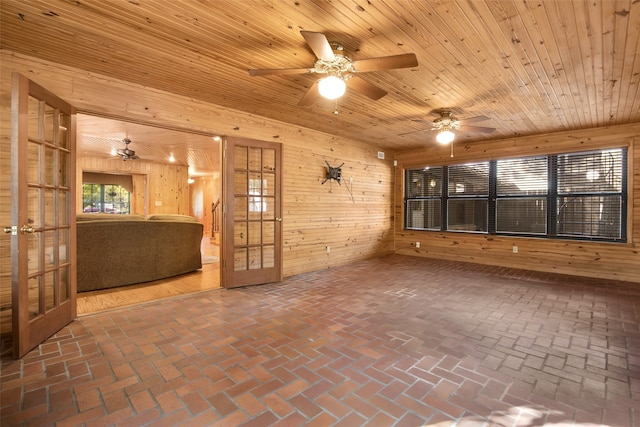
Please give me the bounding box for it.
[249,147,261,170]
[263,197,275,220]
[59,228,69,263]
[45,230,55,266]
[263,246,274,268]
[59,150,69,187]
[59,265,69,302]
[249,173,263,220]
[235,197,247,220]
[44,270,55,311]
[248,247,261,270]
[28,96,40,140]
[58,114,70,149]
[263,174,274,196]
[249,222,261,245]
[234,222,247,246]
[27,187,41,228]
[44,189,55,228]
[234,146,248,170]
[263,149,275,172]
[234,248,247,271]
[263,222,274,245]
[234,171,247,195]
[58,191,69,226]
[28,277,40,319]
[45,146,55,186]
[27,141,40,184]
[44,104,55,143]
[27,233,40,275]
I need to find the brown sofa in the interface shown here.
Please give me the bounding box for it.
[76,214,203,292]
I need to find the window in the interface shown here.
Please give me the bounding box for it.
[82,183,130,214]
[496,156,548,234]
[556,150,625,239]
[447,162,489,232]
[404,148,627,242]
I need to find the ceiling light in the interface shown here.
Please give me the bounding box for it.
[318,76,346,100]
[436,130,455,145]
[188,177,195,184]
[110,148,117,156]
[169,153,175,162]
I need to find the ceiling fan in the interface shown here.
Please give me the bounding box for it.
[116,138,140,160]
[407,110,496,144]
[248,30,418,106]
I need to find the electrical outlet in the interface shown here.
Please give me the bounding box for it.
[416,242,420,248]
[512,245,518,253]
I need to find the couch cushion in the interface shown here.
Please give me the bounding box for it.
[146,214,197,222]
[77,213,146,222]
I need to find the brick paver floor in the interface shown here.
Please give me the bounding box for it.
[1,255,638,426]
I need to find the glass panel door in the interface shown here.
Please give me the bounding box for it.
[11,73,76,359]
[222,137,282,288]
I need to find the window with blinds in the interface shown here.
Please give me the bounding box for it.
[557,149,625,239]
[405,167,442,230]
[404,148,627,242]
[496,156,548,234]
[447,162,489,232]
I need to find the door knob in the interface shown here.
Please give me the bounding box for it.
[3,226,15,234]
[20,225,35,234]
[275,217,282,222]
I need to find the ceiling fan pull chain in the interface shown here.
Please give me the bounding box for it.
[451,142,454,158]
[333,99,339,115]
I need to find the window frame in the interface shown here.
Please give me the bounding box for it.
[403,147,628,243]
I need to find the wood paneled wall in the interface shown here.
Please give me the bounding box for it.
[76,157,190,215]
[189,174,220,237]
[394,124,640,284]
[0,50,394,285]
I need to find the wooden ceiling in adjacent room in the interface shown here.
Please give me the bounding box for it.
[1,0,638,152]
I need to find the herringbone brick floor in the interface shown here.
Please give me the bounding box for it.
[1,255,639,426]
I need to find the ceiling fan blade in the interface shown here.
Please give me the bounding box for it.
[457,115,490,125]
[460,125,496,133]
[352,53,418,72]
[300,31,335,61]
[249,67,311,77]
[298,80,320,106]
[346,77,387,100]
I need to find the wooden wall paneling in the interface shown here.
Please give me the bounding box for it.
[394,123,640,284]
[76,156,189,215]
[1,51,394,276]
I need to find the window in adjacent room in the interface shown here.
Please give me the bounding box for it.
[404,147,627,242]
[82,172,132,214]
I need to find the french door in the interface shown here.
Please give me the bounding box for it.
[222,137,282,288]
[10,73,76,358]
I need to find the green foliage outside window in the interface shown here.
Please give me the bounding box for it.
[82,183,130,214]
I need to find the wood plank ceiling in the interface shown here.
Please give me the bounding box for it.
[1,0,639,161]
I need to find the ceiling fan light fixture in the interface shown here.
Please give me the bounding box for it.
[318,75,346,100]
[436,130,455,144]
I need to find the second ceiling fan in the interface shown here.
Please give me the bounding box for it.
[249,31,418,106]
